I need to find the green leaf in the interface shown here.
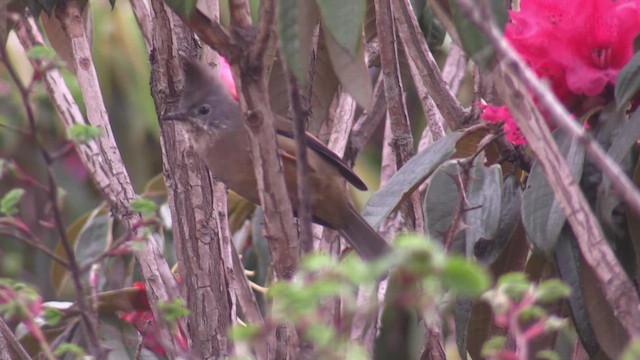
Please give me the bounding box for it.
[481,336,506,358]
[66,124,102,143]
[158,299,190,324]
[315,0,366,55]
[363,131,463,227]
[621,340,640,360]
[130,198,157,216]
[418,2,446,49]
[474,175,522,265]
[42,307,63,326]
[453,299,473,360]
[306,33,340,134]
[229,324,261,341]
[448,0,507,69]
[615,51,640,110]
[323,29,372,109]
[163,0,197,17]
[54,343,85,357]
[26,45,57,60]
[1,189,25,216]
[535,279,571,303]
[602,107,640,190]
[305,323,335,348]
[537,350,561,360]
[52,205,111,295]
[300,252,335,271]
[522,129,585,256]
[497,272,530,300]
[278,0,304,83]
[424,161,463,247]
[463,159,502,256]
[518,304,546,321]
[554,228,601,356]
[579,251,628,359]
[442,257,490,297]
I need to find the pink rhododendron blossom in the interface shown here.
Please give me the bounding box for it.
[119,282,188,356]
[479,104,527,145]
[507,0,640,97]
[481,0,640,145]
[219,57,237,100]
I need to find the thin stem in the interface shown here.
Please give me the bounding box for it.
[0,316,30,360]
[282,58,313,254]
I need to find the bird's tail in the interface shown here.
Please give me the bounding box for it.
[339,205,390,261]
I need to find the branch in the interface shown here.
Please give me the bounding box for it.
[282,59,313,254]
[395,0,466,131]
[450,0,640,337]
[232,0,299,281]
[14,12,183,357]
[146,0,239,357]
[0,317,30,360]
[375,0,423,233]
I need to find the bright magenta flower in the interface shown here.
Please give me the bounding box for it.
[119,282,188,356]
[481,0,640,145]
[479,104,526,145]
[506,0,640,98]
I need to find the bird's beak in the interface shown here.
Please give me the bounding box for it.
[161,109,189,122]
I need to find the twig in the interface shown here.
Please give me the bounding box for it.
[450,0,640,336]
[0,316,30,360]
[281,56,313,254]
[129,0,152,49]
[229,0,252,28]
[0,228,69,268]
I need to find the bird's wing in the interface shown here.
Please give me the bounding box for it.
[274,117,368,191]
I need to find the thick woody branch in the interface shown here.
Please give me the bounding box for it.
[15,10,183,357]
[451,0,640,337]
[375,0,423,233]
[229,0,299,281]
[146,0,239,357]
[229,0,252,28]
[395,0,466,131]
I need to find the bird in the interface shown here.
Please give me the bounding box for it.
[161,59,389,261]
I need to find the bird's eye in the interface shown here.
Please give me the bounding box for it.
[198,105,211,115]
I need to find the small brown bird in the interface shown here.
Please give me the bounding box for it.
[161,60,389,260]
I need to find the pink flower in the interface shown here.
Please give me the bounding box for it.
[479,105,527,145]
[507,0,640,97]
[219,57,237,101]
[481,0,640,145]
[119,282,188,356]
